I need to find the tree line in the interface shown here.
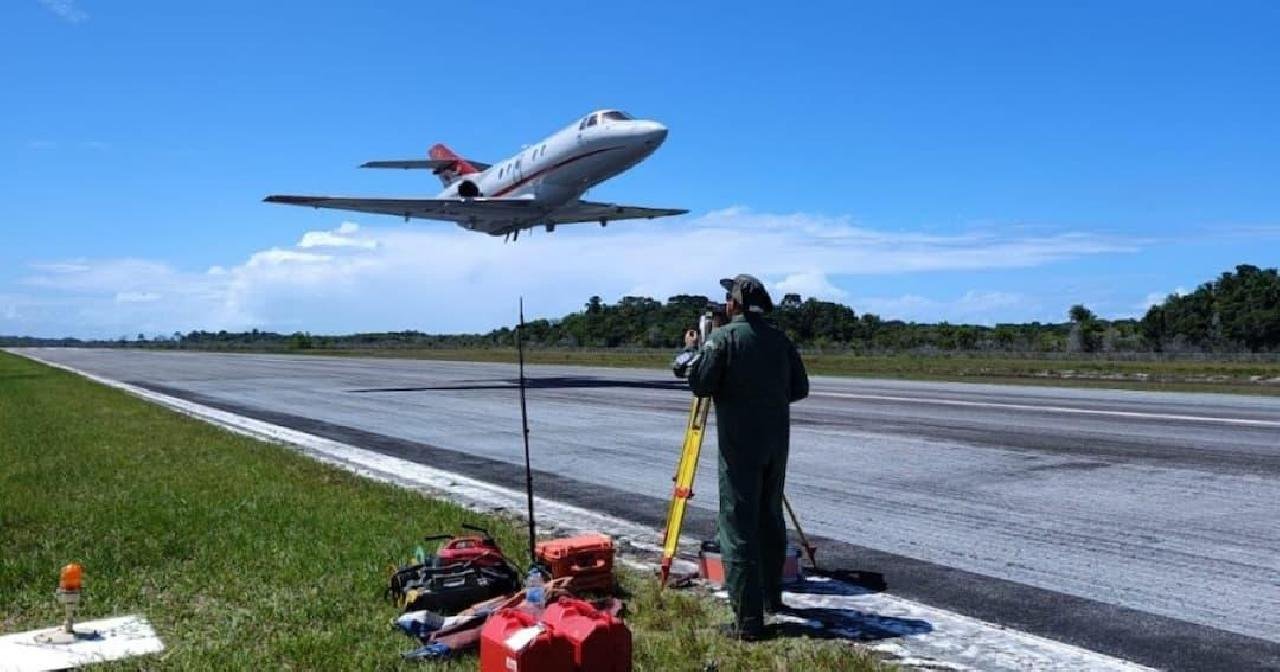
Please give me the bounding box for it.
[4,265,1277,354]
[501,265,1280,353]
[1139,265,1280,353]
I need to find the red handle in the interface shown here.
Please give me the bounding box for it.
[557,598,597,618]
[570,558,607,572]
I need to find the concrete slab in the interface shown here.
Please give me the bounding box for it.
[0,615,163,671]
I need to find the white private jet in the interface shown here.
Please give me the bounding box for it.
[265,109,686,240]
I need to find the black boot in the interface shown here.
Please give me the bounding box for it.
[718,622,767,642]
[764,596,788,615]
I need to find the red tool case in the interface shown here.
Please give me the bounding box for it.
[535,533,616,593]
[424,524,508,568]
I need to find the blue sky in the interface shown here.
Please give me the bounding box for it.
[2,1,1278,337]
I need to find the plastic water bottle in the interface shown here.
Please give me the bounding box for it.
[524,568,547,610]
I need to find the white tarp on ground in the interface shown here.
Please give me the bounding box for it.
[0,615,164,672]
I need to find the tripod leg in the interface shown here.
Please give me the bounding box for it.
[783,494,818,570]
[659,396,711,587]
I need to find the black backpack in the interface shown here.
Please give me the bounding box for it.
[388,559,520,615]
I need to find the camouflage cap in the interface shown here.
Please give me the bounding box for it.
[719,274,774,313]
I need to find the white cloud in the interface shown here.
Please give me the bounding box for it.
[29,260,91,273]
[854,290,1040,325]
[773,272,848,301]
[244,249,333,267]
[1139,286,1189,311]
[115,291,161,304]
[23,258,176,293]
[6,208,1140,337]
[38,0,88,23]
[685,208,1136,274]
[15,257,233,337]
[298,222,377,250]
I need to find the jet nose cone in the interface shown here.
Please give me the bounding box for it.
[639,120,668,146]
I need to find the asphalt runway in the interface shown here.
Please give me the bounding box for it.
[15,348,1280,670]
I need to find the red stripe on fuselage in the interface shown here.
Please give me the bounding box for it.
[490,145,625,197]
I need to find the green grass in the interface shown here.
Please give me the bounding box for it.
[0,351,884,671]
[282,346,1280,396]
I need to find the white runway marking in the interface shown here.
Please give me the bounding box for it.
[816,391,1280,427]
[12,349,1156,672]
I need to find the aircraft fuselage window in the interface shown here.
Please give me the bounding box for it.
[601,110,632,121]
[584,115,598,128]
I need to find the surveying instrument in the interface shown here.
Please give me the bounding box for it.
[659,308,817,587]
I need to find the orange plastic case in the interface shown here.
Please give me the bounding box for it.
[535,533,616,593]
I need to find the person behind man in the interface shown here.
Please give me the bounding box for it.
[681,274,809,640]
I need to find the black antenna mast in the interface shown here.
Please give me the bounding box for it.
[517,298,537,566]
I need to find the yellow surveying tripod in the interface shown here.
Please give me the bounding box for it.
[659,312,818,587]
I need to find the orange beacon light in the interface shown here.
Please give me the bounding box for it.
[59,563,83,593]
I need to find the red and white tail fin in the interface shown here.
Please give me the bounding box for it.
[429,143,480,186]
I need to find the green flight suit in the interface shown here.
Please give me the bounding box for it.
[686,313,809,631]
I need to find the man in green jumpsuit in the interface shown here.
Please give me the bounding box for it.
[683,274,809,640]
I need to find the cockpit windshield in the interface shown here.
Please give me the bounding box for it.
[580,110,633,130]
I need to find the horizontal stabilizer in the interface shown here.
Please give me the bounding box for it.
[361,159,492,171]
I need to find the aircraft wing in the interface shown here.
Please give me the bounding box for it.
[547,200,688,225]
[263,195,539,222]
[360,159,493,171]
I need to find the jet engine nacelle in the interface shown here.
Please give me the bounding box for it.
[456,180,481,198]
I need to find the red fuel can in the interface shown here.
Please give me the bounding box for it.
[542,597,632,672]
[480,608,573,672]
